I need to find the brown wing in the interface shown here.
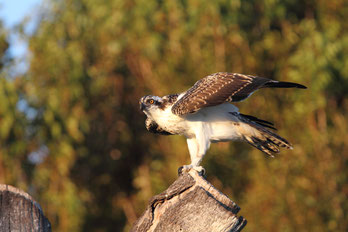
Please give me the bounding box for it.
[171,72,264,115]
[171,72,306,116]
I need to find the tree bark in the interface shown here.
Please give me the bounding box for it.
[131,169,246,232]
[0,184,51,232]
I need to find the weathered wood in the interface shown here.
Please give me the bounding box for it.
[0,184,51,232]
[131,169,246,232]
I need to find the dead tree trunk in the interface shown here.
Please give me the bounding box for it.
[131,169,246,232]
[0,184,51,232]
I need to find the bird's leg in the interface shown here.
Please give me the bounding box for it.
[178,136,210,176]
[178,137,199,175]
[189,148,205,175]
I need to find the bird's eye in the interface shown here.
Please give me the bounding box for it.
[149,99,155,104]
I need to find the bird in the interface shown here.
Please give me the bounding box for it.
[139,72,306,174]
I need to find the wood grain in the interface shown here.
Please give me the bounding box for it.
[0,184,51,232]
[131,170,246,232]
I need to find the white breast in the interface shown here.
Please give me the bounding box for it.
[149,106,189,135]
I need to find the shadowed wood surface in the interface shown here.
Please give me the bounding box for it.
[0,184,51,232]
[131,170,246,232]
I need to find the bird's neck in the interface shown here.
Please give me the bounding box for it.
[149,105,186,134]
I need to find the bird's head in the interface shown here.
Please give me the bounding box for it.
[139,95,163,116]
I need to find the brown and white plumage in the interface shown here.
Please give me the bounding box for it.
[172,72,306,115]
[140,72,306,172]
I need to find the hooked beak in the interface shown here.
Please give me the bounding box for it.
[140,103,146,111]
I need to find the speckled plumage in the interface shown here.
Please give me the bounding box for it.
[145,118,173,135]
[139,72,306,170]
[171,72,305,115]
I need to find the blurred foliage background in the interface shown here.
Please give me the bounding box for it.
[0,0,347,231]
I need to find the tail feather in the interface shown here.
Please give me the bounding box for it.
[250,136,280,155]
[243,128,292,157]
[234,113,292,157]
[238,113,277,130]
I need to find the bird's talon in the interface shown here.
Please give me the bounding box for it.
[177,165,205,176]
[193,166,206,176]
[178,165,192,176]
[177,166,184,176]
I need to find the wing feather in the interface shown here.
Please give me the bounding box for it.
[171,72,306,116]
[172,72,266,115]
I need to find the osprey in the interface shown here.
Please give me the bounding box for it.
[140,72,306,173]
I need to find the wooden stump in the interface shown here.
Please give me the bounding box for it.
[131,169,246,232]
[0,184,51,232]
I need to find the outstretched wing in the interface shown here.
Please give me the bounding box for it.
[171,72,306,116]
